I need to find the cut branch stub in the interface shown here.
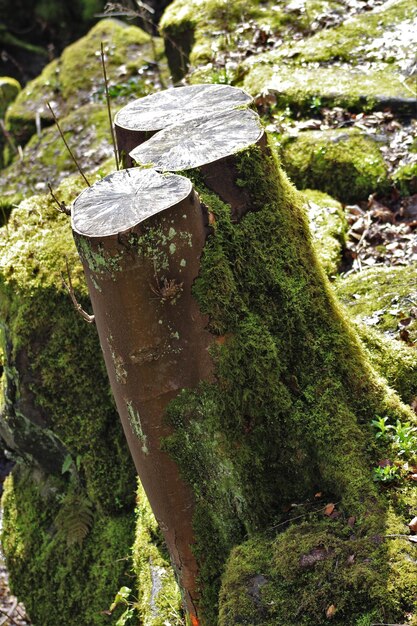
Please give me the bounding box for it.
[130,108,266,220]
[71,167,213,622]
[114,83,253,167]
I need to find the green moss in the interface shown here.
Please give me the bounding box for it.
[0,77,21,118]
[160,0,351,81]
[1,466,135,626]
[302,189,347,277]
[335,265,417,343]
[162,142,416,624]
[132,480,184,625]
[355,324,417,406]
[243,63,413,111]
[278,129,389,202]
[219,486,417,626]
[0,177,136,511]
[393,161,417,196]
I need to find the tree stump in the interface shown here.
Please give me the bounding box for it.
[114,84,252,167]
[73,87,417,626]
[72,167,213,623]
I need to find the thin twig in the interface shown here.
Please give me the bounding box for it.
[48,183,71,215]
[0,119,19,156]
[62,257,95,324]
[100,42,119,171]
[46,102,90,187]
[271,501,341,530]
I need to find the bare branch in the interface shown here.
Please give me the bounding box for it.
[48,182,71,215]
[62,257,95,324]
[46,102,91,187]
[100,42,119,171]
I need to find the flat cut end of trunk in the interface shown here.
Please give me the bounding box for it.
[129,108,264,172]
[71,168,193,238]
[114,84,253,133]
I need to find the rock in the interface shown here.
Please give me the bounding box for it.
[279,129,389,203]
[303,189,348,277]
[5,19,162,149]
[219,510,417,626]
[242,0,417,112]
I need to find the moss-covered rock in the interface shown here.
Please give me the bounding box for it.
[5,18,163,148]
[335,264,417,343]
[0,175,136,510]
[1,466,135,626]
[0,102,115,202]
[333,264,417,404]
[219,485,417,626]
[160,0,351,82]
[393,161,417,196]
[279,129,389,202]
[303,189,347,276]
[0,77,20,118]
[242,0,417,112]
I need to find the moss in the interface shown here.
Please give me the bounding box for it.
[393,161,417,196]
[355,324,417,406]
[160,0,351,81]
[132,480,184,625]
[0,77,21,118]
[219,485,417,626]
[0,102,114,200]
[243,63,413,111]
[276,0,417,65]
[0,177,136,511]
[1,465,135,626]
[278,129,389,202]
[334,265,417,343]
[302,189,347,277]
[161,142,416,624]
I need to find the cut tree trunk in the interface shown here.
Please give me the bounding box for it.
[73,86,417,626]
[72,168,213,622]
[114,84,252,167]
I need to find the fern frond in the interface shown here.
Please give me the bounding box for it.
[54,493,94,546]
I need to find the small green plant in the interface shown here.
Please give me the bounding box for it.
[391,419,417,459]
[371,415,392,440]
[372,464,401,483]
[108,586,139,625]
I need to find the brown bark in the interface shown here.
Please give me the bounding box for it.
[72,93,267,624]
[72,168,213,621]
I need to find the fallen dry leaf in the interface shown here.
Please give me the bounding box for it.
[324,503,335,516]
[408,516,417,533]
[410,474,417,481]
[348,516,356,527]
[326,604,336,619]
[346,554,355,565]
